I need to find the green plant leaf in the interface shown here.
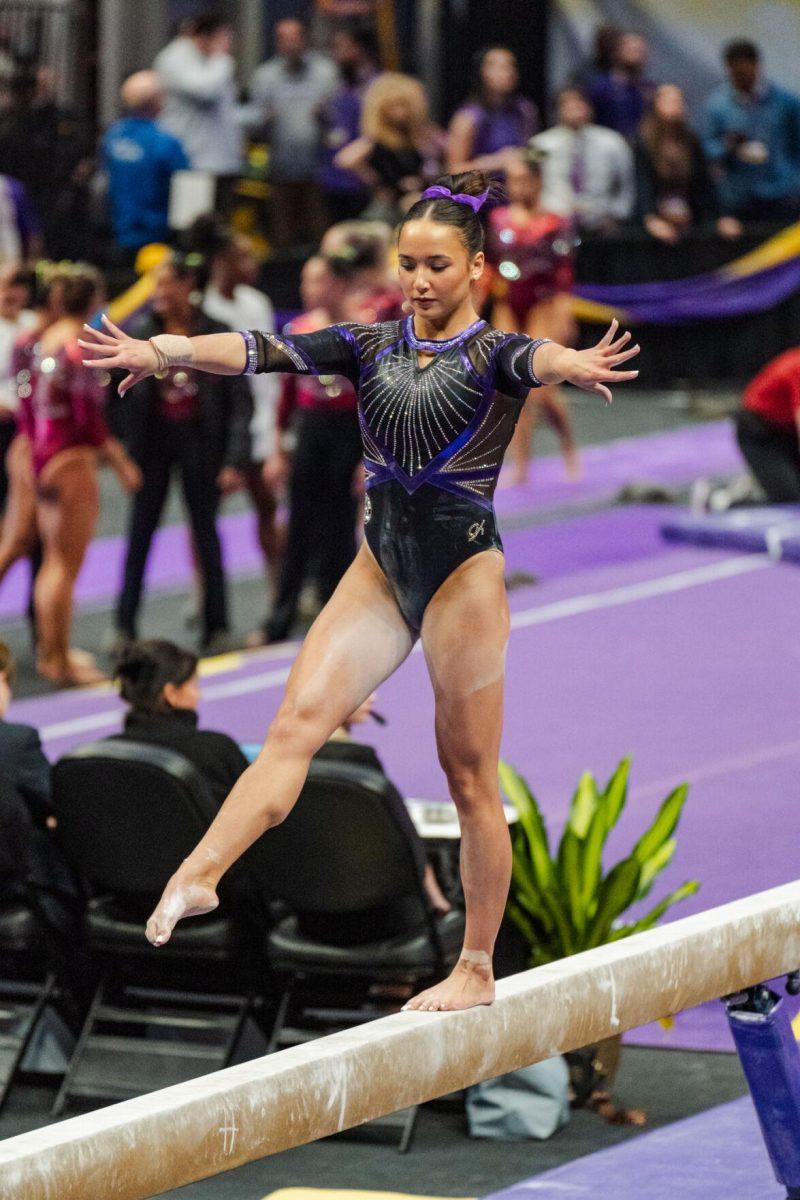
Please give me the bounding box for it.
[506,898,541,947]
[636,838,677,901]
[567,771,599,839]
[584,857,641,949]
[631,784,689,865]
[556,828,587,938]
[602,756,631,831]
[499,761,555,889]
[579,803,609,917]
[510,855,554,934]
[623,880,700,936]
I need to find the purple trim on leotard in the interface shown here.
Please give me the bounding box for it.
[239,330,258,376]
[403,315,486,354]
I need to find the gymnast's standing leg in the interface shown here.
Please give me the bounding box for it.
[404,548,510,1011]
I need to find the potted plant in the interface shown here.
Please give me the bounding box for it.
[499,755,700,1116]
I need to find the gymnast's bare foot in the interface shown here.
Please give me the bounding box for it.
[37,655,107,687]
[402,950,495,1012]
[145,871,219,947]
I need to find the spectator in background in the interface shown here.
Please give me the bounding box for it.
[448,46,539,176]
[0,641,82,962]
[735,347,800,501]
[485,151,579,485]
[102,71,189,267]
[17,265,140,685]
[108,251,252,655]
[108,639,248,809]
[635,84,741,244]
[0,174,41,266]
[0,264,36,519]
[704,40,800,223]
[572,24,621,89]
[529,86,634,233]
[250,17,337,250]
[154,12,243,179]
[335,72,442,224]
[320,219,403,321]
[261,248,366,643]
[0,640,52,827]
[318,22,381,224]
[199,220,284,622]
[585,31,654,141]
[0,65,92,258]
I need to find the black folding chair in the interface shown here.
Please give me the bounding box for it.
[50,740,260,1114]
[240,757,466,1151]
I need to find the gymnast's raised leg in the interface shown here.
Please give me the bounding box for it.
[404,548,511,1011]
[145,542,416,944]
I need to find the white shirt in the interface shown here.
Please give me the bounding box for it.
[0,309,37,413]
[203,284,279,461]
[530,123,635,229]
[154,37,243,175]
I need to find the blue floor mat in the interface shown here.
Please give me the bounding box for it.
[661,506,800,562]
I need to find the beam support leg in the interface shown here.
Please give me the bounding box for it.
[725,981,800,1200]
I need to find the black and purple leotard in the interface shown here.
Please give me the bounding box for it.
[242,316,547,633]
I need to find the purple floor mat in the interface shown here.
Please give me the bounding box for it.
[493,419,741,517]
[482,1098,781,1199]
[0,421,740,619]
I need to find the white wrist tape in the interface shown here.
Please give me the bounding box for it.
[149,334,195,372]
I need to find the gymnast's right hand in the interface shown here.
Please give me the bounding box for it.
[145,869,220,947]
[79,314,159,397]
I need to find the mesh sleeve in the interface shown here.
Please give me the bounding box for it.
[492,335,552,398]
[243,325,360,386]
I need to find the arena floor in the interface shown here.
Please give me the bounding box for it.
[3,390,789,1198]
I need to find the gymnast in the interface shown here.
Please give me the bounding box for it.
[80,171,640,1012]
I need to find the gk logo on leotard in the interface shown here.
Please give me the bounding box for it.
[467,520,485,542]
[364,495,372,523]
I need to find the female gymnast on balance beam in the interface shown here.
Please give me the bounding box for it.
[80,171,640,1013]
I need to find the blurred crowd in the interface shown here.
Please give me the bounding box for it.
[0,11,799,685]
[2,14,800,265]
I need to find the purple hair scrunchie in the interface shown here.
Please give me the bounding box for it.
[420,184,490,213]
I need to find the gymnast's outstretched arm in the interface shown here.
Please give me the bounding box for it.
[496,319,640,405]
[79,316,359,395]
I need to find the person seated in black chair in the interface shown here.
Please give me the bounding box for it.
[0,641,53,829]
[303,690,453,945]
[108,639,248,808]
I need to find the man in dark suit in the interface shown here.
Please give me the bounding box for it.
[0,641,53,827]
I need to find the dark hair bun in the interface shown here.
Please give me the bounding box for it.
[399,171,506,257]
[114,639,198,715]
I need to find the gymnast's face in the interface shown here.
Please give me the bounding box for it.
[397,219,484,322]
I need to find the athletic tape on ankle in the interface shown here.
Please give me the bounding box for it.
[460,949,491,966]
[149,334,194,372]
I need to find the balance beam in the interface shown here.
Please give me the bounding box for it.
[2,880,799,1200]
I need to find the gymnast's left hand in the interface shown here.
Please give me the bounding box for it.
[548,319,640,405]
[79,315,160,396]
